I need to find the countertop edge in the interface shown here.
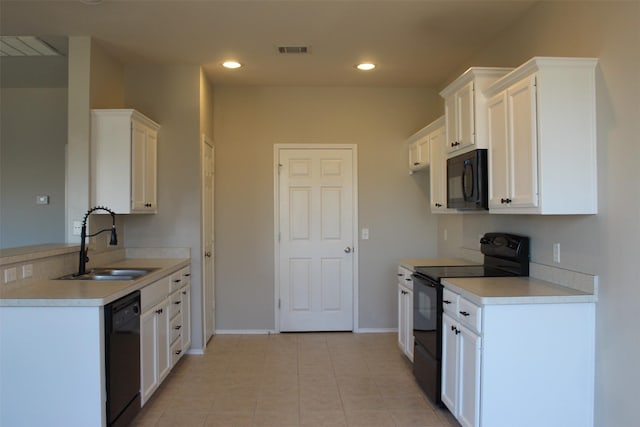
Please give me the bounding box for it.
[0,258,190,307]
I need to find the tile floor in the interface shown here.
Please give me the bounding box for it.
[132,332,460,427]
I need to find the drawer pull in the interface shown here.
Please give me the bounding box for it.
[156,308,163,314]
[184,273,191,277]
[460,311,470,317]
[174,301,181,305]
[443,300,452,305]
[173,279,181,283]
[174,325,182,330]
[175,350,182,355]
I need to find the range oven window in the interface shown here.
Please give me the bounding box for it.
[412,274,440,360]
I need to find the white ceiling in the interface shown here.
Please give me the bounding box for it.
[0,0,538,87]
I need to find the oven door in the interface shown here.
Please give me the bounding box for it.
[412,273,443,406]
[412,274,442,361]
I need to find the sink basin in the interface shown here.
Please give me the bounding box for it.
[57,268,159,281]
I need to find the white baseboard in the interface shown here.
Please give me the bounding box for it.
[186,348,205,355]
[356,328,397,333]
[214,329,277,335]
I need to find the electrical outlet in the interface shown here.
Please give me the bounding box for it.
[553,243,561,263]
[4,267,17,283]
[72,221,82,236]
[361,228,369,240]
[22,264,33,279]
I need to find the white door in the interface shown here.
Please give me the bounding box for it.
[201,136,215,343]
[277,147,356,332]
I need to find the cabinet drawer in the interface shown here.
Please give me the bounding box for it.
[141,276,171,311]
[397,266,414,289]
[442,288,458,315]
[169,291,182,319]
[170,314,182,344]
[458,297,481,333]
[170,270,186,292]
[170,338,183,367]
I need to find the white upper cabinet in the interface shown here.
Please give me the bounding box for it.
[91,109,160,214]
[407,125,431,172]
[484,57,598,214]
[427,117,453,213]
[440,68,513,156]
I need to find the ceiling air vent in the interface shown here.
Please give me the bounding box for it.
[277,46,309,54]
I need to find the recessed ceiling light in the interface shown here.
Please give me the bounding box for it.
[222,61,242,69]
[356,63,376,71]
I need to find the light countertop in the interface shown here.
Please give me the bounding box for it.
[442,276,597,305]
[0,258,189,308]
[399,258,476,271]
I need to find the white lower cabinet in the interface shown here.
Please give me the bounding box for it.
[140,265,191,406]
[441,285,595,427]
[397,266,414,361]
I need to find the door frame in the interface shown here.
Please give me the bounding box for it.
[201,134,215,347]
[273,144,359,333]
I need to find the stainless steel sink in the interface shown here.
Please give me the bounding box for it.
[57,268,160,281]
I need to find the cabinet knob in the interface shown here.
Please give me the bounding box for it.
[460,311,470,317]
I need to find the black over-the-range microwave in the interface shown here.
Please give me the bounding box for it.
[447,148,489,210]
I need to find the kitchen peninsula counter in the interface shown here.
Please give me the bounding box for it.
[0,258,189,307]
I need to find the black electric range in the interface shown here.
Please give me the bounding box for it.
[411,232,530,406]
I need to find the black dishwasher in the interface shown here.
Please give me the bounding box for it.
[104,291,141,427]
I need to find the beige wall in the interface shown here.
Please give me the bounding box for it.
[213,86,442,330]
[436,2,640,426]
[122,64,205,350]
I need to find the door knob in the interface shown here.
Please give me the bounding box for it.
[344,247,352,253]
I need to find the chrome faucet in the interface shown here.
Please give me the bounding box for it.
[77,206,118,276]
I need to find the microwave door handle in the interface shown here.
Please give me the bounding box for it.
[462,161,474,200]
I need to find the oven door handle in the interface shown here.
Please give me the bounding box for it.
[412,274,437,288]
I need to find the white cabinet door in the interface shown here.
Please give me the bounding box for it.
[140,307,158,404]
[131,121,158,212]
[398,284,407,354]
[487,92,509,209]
[458,325,481,427]
[429,122,449,213]
[140,297,170,405]
[455,81,475,151]
[441,313,458,411]
[507,75,538,208]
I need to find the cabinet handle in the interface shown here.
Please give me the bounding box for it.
[173,279,181,283]
[405,278,411,282]
[144,203,152,208]
[435,203,442,208]
[443,300,451,305]
[175,350,182,355]
[451,325,460,335]
[397,273,403,277]
[182,291,187,295]
[455,328,460,335]
[460,311,470,317]
[413,162,420,166]
[184,273,191,277]
[500,198,512,204]
[174,301,181,305]
[156,308,163,314]
[174,325,182,330]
